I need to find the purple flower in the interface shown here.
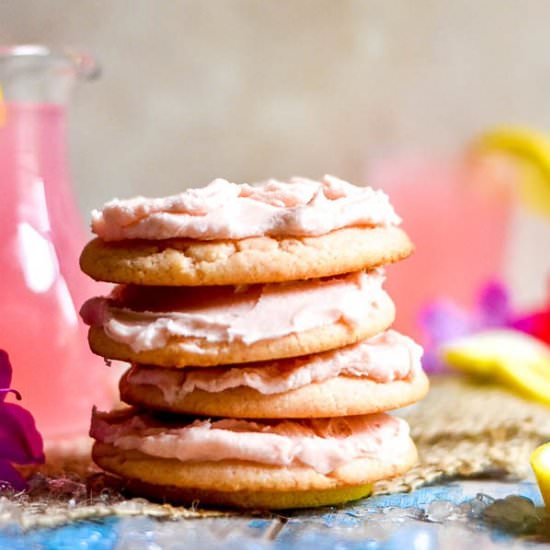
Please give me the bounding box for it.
[419,278,550,374]
[419,301,471,372]
[419,281,513,373]
[0,350,44,490]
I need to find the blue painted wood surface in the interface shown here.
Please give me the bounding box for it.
[0,481,547,549]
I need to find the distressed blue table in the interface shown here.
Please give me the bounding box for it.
[1,480,549,549]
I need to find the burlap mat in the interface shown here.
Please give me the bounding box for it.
[374,376,550,493]
[4,375,550,529]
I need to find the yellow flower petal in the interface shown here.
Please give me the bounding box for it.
[473,126,550,217]
[442,329,550,406]
[531,442,550,510]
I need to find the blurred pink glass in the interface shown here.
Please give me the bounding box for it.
[369,155,513,341]
[0,46,111,440]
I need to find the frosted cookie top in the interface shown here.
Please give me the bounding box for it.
[91,409,410,474]
[127,330,423,400]
[91,175,401,242]
[80,270,391,352]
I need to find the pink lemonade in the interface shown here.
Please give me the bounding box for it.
[0,103,112,439]
[370,157,511,340]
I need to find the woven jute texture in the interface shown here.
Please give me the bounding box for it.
[373,376,550,494]
[6,375,550,529]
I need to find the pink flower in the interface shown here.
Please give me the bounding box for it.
[511,279,550,346]
[0,350,44,490]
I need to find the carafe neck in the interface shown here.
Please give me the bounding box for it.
[0,45,98,105]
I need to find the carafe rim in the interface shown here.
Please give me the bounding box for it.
[0,44,100,81]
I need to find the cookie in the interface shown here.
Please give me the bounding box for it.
[93,444,417,509]
[119,329,428,417]
[88,315,393,368]
[82,175,411,286]
[120,368,429,418]
[82,271,396,367]
[91,409,417,509]
[113,474,376,510]
[80,226,413,286]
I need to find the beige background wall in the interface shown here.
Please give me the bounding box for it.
[1,0,550,303]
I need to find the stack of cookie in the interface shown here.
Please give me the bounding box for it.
[80,176,428,509]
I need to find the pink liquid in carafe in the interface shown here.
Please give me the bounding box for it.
[0,102,111,439]
[370,157,511,340]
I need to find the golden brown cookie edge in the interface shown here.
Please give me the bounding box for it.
[88,293,395,366]
[92,440,417,509]
[80,226,413,285]
[119,368,429,418]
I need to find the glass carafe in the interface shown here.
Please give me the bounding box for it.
[0,45,111,440]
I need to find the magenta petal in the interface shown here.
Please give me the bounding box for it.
[512,311,550,345]
[0,389,21,401]
[477,281,511,327]
[0,459,26,491]
[0,351,13,401]
[0,403,44,465]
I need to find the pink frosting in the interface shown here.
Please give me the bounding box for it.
[127,330,423,401]
[91,176,401,242]
[90,409,410,474]
[80,270,393,352]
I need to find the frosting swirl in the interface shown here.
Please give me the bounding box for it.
[91,409,410,474]
[80,270,392,352]
[91,176,401,242]
[127,330,423,400]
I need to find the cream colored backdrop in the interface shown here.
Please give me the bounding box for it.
[1,1,550,303]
